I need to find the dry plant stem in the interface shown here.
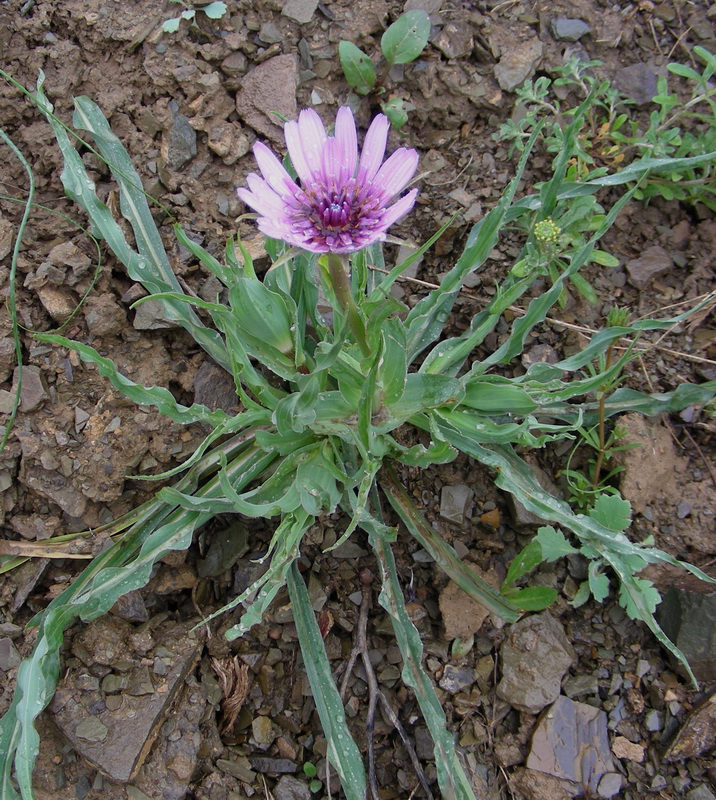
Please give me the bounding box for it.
[339,571,433,800]
[376,690,435,800]
[358,574,379,800]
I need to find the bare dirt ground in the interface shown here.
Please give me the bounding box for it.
[0,0,715,798]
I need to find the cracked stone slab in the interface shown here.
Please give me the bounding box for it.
[52,619,202,782]
[526,695,613,793]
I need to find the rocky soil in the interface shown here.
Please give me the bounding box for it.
[0,0,715,799]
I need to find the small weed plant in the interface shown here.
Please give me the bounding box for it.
[497,48,716,209]
[0,62,715,800]
[339,10,430,130]
[161,0,227,34]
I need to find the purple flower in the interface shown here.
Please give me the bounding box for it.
[237,107,419,254]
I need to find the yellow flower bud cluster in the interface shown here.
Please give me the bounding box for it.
[533,218,561,244]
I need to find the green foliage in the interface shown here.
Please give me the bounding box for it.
[338,10,430,128]
[1,67,715,800]
[162,0,227,33]
[496,48,716,210]
[337,41,376,95]
[380,10,431,66]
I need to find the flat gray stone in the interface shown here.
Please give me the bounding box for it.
[626,245,673,289]
[440,484,473,526]
[687,787,716,800]
[439,664,474,694]
[164,101,197,170]
[193,360,240,414]
[550,18,591,41]
[52,620,201,782]
[614,62,658,106]
[657,586,716,682]
[0,637,22,671]
[13,365,49,413]
[597,772,623,798]
[526,695,613,793]
[494,39,543,92]
[259,21,283,43]
[497,612,575,713]
[282,0,318,24]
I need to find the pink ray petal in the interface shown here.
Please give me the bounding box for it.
[358,113,390,181]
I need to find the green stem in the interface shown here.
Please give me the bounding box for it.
[591,341,614,489]
[327,252,370,357]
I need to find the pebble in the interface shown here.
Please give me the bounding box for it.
[563,673,599,699]
[611,736,645,762]
[687,787,716,800]
[439,564,499,641]
[248,757,297,774]
[494,39,543,92]
[216,758,256,782]
[597,772,623,798]
[193,360,240,415]
[75,716,109,743]
[644,709,663,732]
[657,587,716,682]
[236,54,298,146]
[252,715,276,748]
[272,775,312,800]
[625,246,674,289]
[677,500,692,518]
[440,484,473,526]
[165,100,197,170]
[497,612,575,713]
[550,18,592,41]
[439,664,474,694]
[197,522,248,577]
[0,637,22,671]
[258,21,283,43]
[13,365,49,413]
[281,0,318,24]
[36,285,77,323]
[433,22,474,59]
[664,689,716,761]
[614,62,659,106]
[83,294,127,337]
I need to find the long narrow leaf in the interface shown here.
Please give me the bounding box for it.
[364,518,477,800]
[33,78,230,371]
[286,562,368,800]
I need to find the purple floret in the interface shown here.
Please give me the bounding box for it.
[237,107,419,254]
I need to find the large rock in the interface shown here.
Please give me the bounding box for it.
[52,618,202,783]
[657,585,716,682]
[494,39,543,92]
[236,55,299,146]
[497,612,575,713]
[526,695,614,794]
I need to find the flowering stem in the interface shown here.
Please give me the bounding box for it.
[327,253,370,357]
